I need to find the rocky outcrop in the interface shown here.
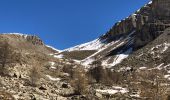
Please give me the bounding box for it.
[101,0,170,50]
[152,0,170,20]
[24,35,44,46]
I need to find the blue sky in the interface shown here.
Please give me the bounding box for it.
[0,0,149,50]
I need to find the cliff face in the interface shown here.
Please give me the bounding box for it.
[24,35,44,45]
[152,0,170,20]
[101,0,170,50]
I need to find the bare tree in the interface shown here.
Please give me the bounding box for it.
[70,67,88,95]
[29,66,41,87]
[0,41,19,75]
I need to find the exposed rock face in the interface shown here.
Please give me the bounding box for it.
[152,0,170,20]
[101,0,170,50]
[24,35,44,45]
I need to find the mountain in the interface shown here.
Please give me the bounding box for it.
[62,0,170,68]
[0,33,83,100]
[1,0,170,99]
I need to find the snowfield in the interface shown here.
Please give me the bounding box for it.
[109,48,132,67]
[64,38,106,51]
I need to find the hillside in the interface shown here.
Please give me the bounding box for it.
[0,0,170,99]
[62,0,170,68]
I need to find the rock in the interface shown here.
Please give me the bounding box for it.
[30,94,36,100]
[61,83,69,88]
[71,95,87,100]
[25,35,44,45]
[57,96,68,100]
[95,92,103,98]
[39,86,47,91]
[19,75,22,78]
[13,73,17,78]
[152,0,170,20]
[100,0,170,51]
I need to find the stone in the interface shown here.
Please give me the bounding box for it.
[39,86,47,90]
[13,73,17,78]
[61,83,69,88]
[95,92,103,98]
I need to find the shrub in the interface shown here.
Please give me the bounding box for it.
[70,67,88,95]
[29,66,41,87]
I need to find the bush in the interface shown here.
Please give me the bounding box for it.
[29,66,41,87]
[0,40,21,75]
[70,67,88,95]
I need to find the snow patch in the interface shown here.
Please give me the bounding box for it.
[110,48,133,67]
[49,62,56,69]
[139,67,147,70]
[82,58,95,67]
[164,64,170,68]
[164,75,170,80]
[65,38,106,51]
[54,54,64,59]
[46,45,61,52]
[150,43,170,54]
[3,33,29,39]
[156,63,164,70]
[46,75,61,81]
[81,39,122,67]
[96,86,128,95]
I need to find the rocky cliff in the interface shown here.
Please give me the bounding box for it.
[101,0,170,50]
[24,35,44,45]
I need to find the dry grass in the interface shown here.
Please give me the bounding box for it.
[62,50,96,60]
[0,91,15,100]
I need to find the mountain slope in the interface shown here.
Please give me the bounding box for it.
[1,0,170,99]
[0,33,82,100]
[63,0,170,68]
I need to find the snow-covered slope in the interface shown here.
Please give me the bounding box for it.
[64,38,106,51]
[62,1,155,67]
[46,45,61,53]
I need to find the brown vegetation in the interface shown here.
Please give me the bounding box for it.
[70,67,88,95]
[62,50,96,60]
[0,91,15,100]
[0,40,20,75]
[29,65,41,87]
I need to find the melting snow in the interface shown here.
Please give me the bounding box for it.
[164,75,170,80]
[82,58,95,67]
[139,67,147,70]
[49,62,56,69]
[168,70,170,74]
[162,43,170,53]
[54,54,64,59]
[130,94,140,98]
[46,45,61,52]
[164,64,170,68]
[81,38,122,67]
[156,63,164,70]
[150,43,170,54]
[110,48,133,67]
[96,86,128,95]
[46,75,61,81]
[65,38,106,51]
